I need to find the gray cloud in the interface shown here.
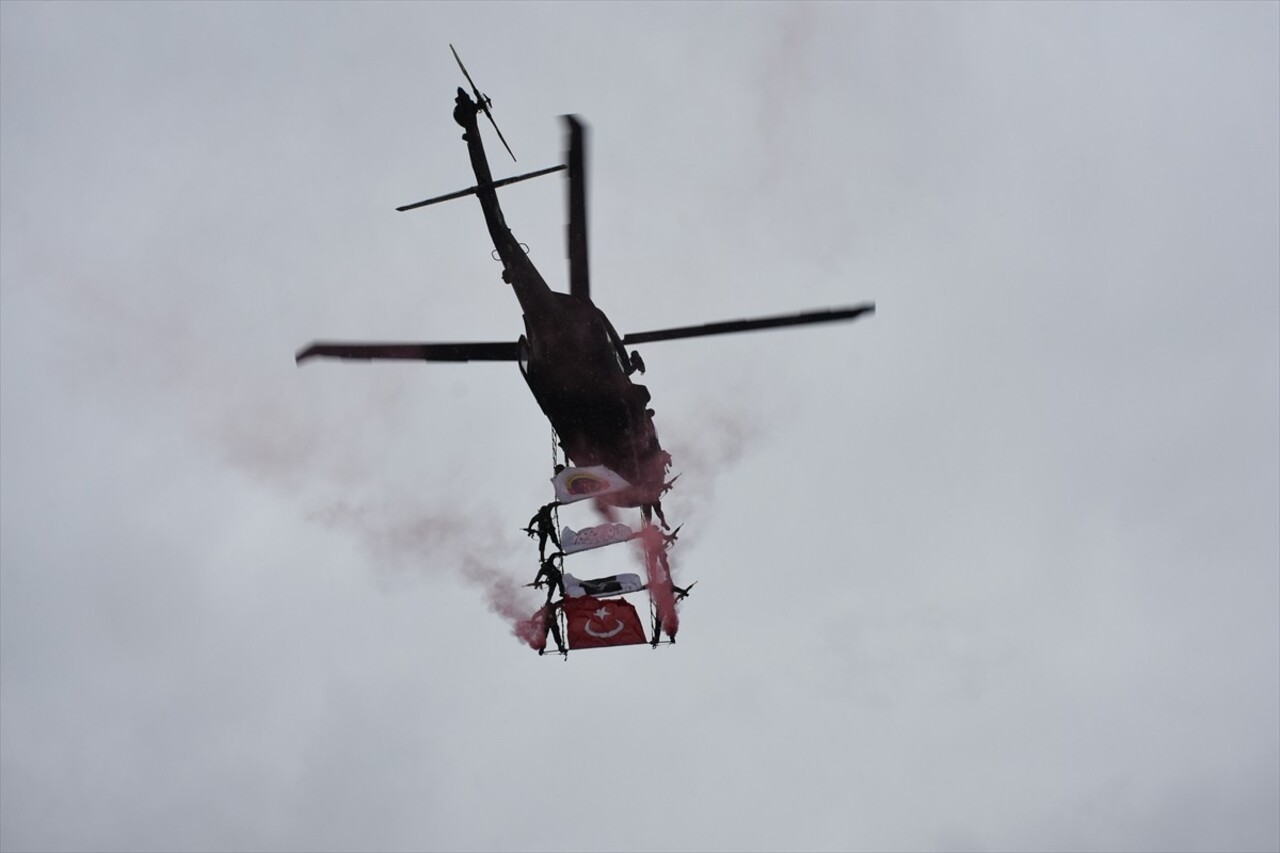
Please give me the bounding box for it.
[2,3,1276,852]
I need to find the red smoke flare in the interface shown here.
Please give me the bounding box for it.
[311,501,546,647]
[638,527,678,640]
[460,559,548,650]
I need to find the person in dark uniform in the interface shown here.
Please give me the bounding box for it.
[532,553,566,604]
[523,501,561,561]
[649,498,670,531]
[536,601,566,657]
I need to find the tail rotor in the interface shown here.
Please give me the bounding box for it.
[450,44,517,162]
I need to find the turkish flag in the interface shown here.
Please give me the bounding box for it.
[563,595,648,650]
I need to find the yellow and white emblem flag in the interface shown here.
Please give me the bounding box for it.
[551,465,632,504]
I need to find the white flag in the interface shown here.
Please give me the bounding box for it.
[551,465,632,504]
[563,572,645,598]
[560,522,639,554]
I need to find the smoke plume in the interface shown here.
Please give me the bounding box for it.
[308,500,544,646]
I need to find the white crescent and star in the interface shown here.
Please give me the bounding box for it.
[582,604,627,639]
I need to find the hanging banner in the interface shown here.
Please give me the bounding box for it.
[563,572,645,599]
[551,465,632,504]
[560,522,638,554]
[564,596,648,650]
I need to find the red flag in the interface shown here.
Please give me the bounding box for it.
[563,595,647,650]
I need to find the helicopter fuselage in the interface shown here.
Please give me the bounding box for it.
[453,89,670,508]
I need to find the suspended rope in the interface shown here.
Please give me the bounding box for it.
[650,598,661,647]
[549,426,562,540]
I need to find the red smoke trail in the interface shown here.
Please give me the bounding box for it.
[310,500,547,648]
[637,528,678,641]
[459,558,547,650]
[661,404,760,551]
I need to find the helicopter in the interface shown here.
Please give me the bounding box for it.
[296,49,875,514]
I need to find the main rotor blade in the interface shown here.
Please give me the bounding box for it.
[622,304,875,346]
[482,107,517,163]
[397,164,566,212]
[296,341,519,364]
[564,115,589,300]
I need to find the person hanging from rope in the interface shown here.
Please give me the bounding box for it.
[672,581,696,601]
[650,601,677,647]
[642,497,671,531]
[655,578,696,645]
[523,500,561,561]
[651,609,678,646]
[652,497,671,530]
[532,552,566,604]
[536,599,567,657]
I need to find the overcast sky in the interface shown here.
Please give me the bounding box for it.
[2,3,1277,852]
